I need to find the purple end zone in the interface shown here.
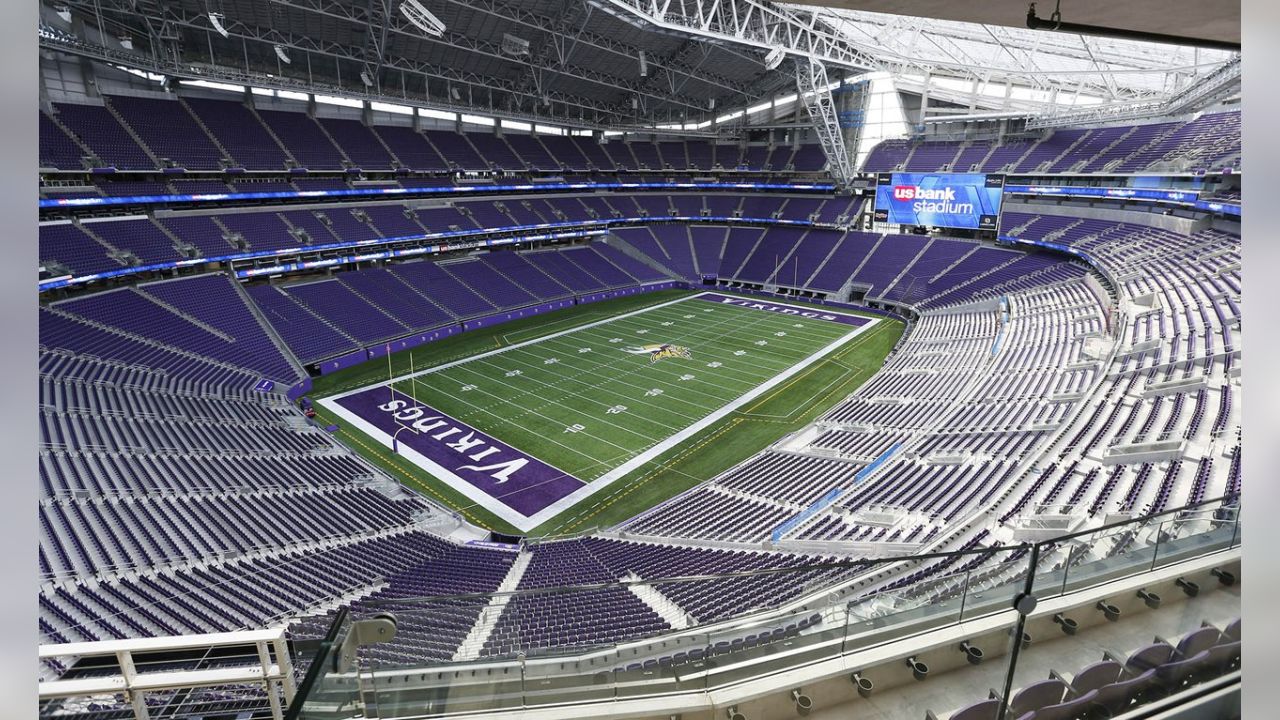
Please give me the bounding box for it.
[695,293,872,327]
[334,387,585,517]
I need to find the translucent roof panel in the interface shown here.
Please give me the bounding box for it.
[788,4,1238,111]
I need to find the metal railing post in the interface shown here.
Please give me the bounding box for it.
[997,543,1040,720]
[1151,520,1165,572]
[284,608,349,720]
[519,652,528,709]
[957,568,972,621]
[257,639,284,720]
[1061,543,1073,597]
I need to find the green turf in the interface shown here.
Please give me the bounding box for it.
[308,290,903,537]
[386,296,854,481]
[309,290,692,398]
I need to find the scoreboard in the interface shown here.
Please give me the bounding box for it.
[874,172,1005,230]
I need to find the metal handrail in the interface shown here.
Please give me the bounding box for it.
[341,492,1234,634]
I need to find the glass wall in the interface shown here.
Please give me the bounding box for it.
[286,495,1240,719]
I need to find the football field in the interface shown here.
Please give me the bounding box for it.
[321,292,881,530]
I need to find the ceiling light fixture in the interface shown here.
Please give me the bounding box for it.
[208,12,230,39]
[501,33,530,56]
[763,47,786,70]
[399,0,446,38]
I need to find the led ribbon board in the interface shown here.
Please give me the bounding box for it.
[1004,184,1240,217]
[39,180,836,209]
[1003,184,1198,203]
[873,172,1004,230]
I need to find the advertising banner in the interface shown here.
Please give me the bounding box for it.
[874,172,1004,230]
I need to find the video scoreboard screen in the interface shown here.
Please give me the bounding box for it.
[873,172,1004,230]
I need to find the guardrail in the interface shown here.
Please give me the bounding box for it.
[40,214,840,293]
[40,627,296,720]
[284,494,1239,719]
[36,495,1238,720]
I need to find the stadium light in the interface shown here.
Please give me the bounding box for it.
[208,12,230,39]
[638,50,648,78]
[763,47,786,70]
[360,69,375,87]
[399,0,446,38]
[273,44,291,64]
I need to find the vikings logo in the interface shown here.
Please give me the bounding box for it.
[622,343,693,364]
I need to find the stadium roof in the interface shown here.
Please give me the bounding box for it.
[805,0,1240,47]
[800,5,1236,104]
[39,0,1239,132]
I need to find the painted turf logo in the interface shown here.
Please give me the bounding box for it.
[375,399,529,483]
[622,343,692,363]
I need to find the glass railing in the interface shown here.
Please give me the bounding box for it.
[283,608,359,720]
[285,495,1240,720]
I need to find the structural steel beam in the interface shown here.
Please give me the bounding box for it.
[795,60,854,189]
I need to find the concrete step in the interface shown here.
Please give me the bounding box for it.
[625,571,692,629]
[452,550,533,661]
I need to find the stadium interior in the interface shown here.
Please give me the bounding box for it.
[35,1,1242,719]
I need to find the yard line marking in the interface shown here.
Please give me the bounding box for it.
[543,306,823,377]
[504,303,803,399]
[473,353,705,422]
[498,312,601,345]
[542,325,800,378]
[410,374,661,453]
[592,306,848,350]
[745,323,895,414]
[549,417,744,534]
[523,317,883,526]
[431,359,687,435]
[495,306,778,390]
[514,337,764,403]
[328,294,700,393]
[320,291,887,531]
[407,300,798,439]
[589,298,849,338]
[577,312,832,365]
